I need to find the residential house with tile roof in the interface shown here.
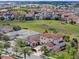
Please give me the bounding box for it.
[40,33,66,51]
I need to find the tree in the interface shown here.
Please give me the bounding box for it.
[63,35,70,42]
[56,53,64,59]
[71,41,75,48]
[21,47,32,59]
[4,42,11,54]
[73,38,78,44]
[53,29,58,34]
[69,48,77,59]
[2,35,10,42]
[16,39,26,48]
[54,14,62,20]
[0,42,4,59]
[19,15,26,22]
[15,39,32,59]
[44,30,48,33]
[49,28,58,34]
[71,38,78,49]
[0,17,4,21]
[41,46,49,56]
[0,33,3,41]
[13,26,21,31]
[2,35,10,55]
[70,20,76,25]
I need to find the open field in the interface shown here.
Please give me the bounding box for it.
[0,20,79,37]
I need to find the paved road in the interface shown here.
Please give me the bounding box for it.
[26,55,43,59]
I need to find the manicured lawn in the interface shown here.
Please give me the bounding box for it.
[0,20,79,36]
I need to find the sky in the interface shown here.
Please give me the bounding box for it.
[0,0,79,1]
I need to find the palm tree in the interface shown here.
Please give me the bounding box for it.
[42,46,49,56]
[2,35,10,54]
[21,47,32,59]
[15,39,32,59]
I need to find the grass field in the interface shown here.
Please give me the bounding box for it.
[0,20,79,37]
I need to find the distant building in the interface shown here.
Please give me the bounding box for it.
[25,12,34,20]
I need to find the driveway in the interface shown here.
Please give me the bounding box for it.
[26,55,43,59]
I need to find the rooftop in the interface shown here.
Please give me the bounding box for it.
[47,42,55,47]
[1,56,14,59]
[43,33,61,39]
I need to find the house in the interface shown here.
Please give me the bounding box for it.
[62,13,71,23]
[51,14,60,20]
[0,11,17,21]
[64,15,79,24]
[40,34,48,44]
[0,13,3,17]
[0,25,14,33]
[26,32,65,51]
[26,34,41,47]
[34,11,52,20]
[3,12,10,20]
[34,12,44,20]
[40,33,65,51]
[25,12,34,20]
[70,16,79,24]
[5,29,40,40]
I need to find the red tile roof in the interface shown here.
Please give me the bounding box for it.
[1,56,14,59]
[68,15,79,22]
[25,13,33,17]
[64,14,69,17]
[43,33,60,39]
[47,42,55,47]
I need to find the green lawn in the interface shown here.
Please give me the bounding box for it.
[0,20,79,37]
[47,47,77,59]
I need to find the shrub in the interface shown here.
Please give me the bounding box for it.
[63,35,70,42]
[13,26,21,31]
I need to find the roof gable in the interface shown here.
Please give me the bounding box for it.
[43,33,61,40]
